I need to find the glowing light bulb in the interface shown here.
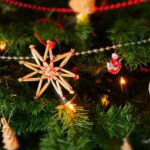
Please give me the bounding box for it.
[0,41,7,51]
[119,76,128,95]
[66,101,76,112]
[68,103,74,110]
[76,13,89,25]
[120,77,126,85]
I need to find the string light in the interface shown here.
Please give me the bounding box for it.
[0,56,33,60]
[120,77,126,85]
[59,97,76,113]
[120,76,127,95]
[58,100,76,114]
[0,40,7,51]
[65,101,76,112]
[0,38,149,60]
[2,0,147,13]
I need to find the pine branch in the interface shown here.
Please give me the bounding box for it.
[40,104,92,150]
[108,4,150,70]
[34,21,93,51]
[95,103,135,138]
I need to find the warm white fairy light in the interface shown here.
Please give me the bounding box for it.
[0,40,7,51]
[120,77,126,85]
[120,76,127,95]
[65,101,76,112]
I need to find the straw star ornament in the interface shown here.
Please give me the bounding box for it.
[18,40,79,99]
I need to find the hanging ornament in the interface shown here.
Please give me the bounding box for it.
[120,138,132,150]
[0,40,7,54]
[101,94,110,107]
[107,53,122,75]
[1,118,19,150]
[69,0,95,25]
[18,40,79,99]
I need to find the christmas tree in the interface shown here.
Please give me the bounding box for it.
[0,0,150,149]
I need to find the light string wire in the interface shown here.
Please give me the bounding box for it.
[2,0,148,13]
[0,38,150,60]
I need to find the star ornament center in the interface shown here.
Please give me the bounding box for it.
[18,40,79,99]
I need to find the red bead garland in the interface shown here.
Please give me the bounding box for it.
[2,0,147,13]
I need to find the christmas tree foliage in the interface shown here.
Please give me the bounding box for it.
[0,0,150,149]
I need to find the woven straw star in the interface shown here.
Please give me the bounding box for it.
[18,40,79,99]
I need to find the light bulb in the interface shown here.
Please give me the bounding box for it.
[0,40,7,51]
[120,77,126,85]
[66,101,76,112]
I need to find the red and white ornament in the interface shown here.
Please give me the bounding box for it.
[107,53,122,75]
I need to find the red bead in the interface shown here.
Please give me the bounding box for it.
[128,1,133,5]
[2,0,146,13]
[38,6,42,10]
[140,0,144,2]
[41,7,46,11]
[110,4,115,9]
[104,6,109,10]
[13,1,19,5]
[32,6,36,9]
[121,2,127,7]
[73,75,79,80]
[99,6,104,11]
[49,41,56,49]
[116,3,121,8]
[27,5,32,9]
[71,67,79,73]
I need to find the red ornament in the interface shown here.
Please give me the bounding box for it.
[107,53,122,75]
[73,75,79,80]
[71,67,79,73]
[49,41,56,49]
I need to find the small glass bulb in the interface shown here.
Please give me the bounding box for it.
[120,77,126,85]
